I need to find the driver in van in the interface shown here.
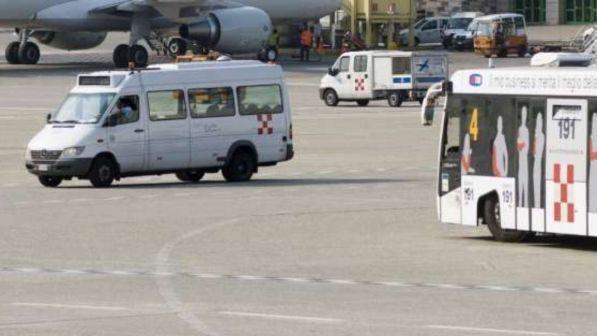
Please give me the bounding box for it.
[116,98,136,123]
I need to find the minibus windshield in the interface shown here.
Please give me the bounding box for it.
[51,93,115,124]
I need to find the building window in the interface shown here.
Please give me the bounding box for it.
[513,0,546,24]
[564,0,596,23]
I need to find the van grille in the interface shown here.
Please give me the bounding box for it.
[31,150,62,161]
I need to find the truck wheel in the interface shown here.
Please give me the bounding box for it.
[38,176,62,188]
[484,195,530,242]
[176,170,205,183]
[222,151,256,182]
[387,91,402,107]
[89,157,116,188]
[517,46,527,57]
[324,89,339,107]
[417,98,424,105]
[497,48,508,58]
[356,99,369,106]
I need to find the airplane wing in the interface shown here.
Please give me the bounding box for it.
[91,0,239,22]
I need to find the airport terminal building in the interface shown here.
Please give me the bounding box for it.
[417,0,594,25]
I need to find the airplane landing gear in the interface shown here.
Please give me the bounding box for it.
[5,42,20,64]
[5,41,40,65]
[112,44,148,68]
[167,38,187,57]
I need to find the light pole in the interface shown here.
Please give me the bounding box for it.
[407,0,416,49]
[387,3,398,49]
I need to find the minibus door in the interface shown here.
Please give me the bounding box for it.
[545,99,587,235]
[106,95,146,173]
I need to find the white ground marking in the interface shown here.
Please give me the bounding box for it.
[11,302,130,311]
[153,218,242,336]
[276,277,310,283]
[426,325,559,336]
[218,311,345,324]
[104,196,125,201]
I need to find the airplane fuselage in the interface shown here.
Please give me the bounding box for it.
[0,0,340,31]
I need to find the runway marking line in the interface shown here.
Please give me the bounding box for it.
[11,302,130,312]
[426,324,559,336]
[218,311,344,324]
[1,266,595,297]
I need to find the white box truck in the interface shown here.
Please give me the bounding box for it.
[320,50,448,107]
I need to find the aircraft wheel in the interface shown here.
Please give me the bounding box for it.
[5,42,20,64]
[130,45,148,68]
[18,42,40,65]
[113,44,130,68]
[168,38,187,57]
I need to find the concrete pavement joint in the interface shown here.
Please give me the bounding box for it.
[1,266,595,297]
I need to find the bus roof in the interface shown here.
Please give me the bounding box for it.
[451,66,597,97]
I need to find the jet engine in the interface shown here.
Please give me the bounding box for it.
[179,6,271,54]
[32,31,108,51]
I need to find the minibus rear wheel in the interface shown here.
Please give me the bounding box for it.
[89,157,116,188]
[38,176,62,188]
[176,170,205,183]
[484,195,530,242]
[223,151,256,182]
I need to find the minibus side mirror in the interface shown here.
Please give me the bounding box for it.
[46,113,52,123]
[328,67,339,76]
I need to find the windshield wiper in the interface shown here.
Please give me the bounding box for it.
[54,120,81,124]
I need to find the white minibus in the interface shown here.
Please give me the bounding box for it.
[421,53,597,242]
[26,60,294,188]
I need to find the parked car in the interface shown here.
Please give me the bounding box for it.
[399,16,449,46]
[452,18,481,51]
[442,12,483,48]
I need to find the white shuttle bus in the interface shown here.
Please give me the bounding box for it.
[421,53,597,241]
[26,60,294,188]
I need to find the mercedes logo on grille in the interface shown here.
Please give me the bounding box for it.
[41,149,47,158]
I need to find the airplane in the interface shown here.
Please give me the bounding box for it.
[0,0,341,68]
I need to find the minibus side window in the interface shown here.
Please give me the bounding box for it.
[148,90,187,121]
[237,85,283,115]
[188,87,235,118]
[109,95,139,125]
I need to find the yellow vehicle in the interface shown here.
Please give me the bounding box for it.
[474,13,527,58]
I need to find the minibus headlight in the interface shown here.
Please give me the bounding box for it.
[61,146,85,158]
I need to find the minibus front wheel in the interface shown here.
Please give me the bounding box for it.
[38,175,62,188]
[89,156,117,188]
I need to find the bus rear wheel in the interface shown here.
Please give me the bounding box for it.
[484,195,530,242]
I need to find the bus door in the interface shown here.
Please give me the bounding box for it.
[438,107,461,224]
[545,99,588,235]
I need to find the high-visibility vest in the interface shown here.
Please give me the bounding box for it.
[301,31,313,47]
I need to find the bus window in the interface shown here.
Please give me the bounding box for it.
[442,98,461,158]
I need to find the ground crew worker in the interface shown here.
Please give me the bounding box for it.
[268,28,280,54]
[300,27,313,61]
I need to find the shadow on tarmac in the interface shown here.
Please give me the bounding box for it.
[59,177,415,190]
[463,235,597,252]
